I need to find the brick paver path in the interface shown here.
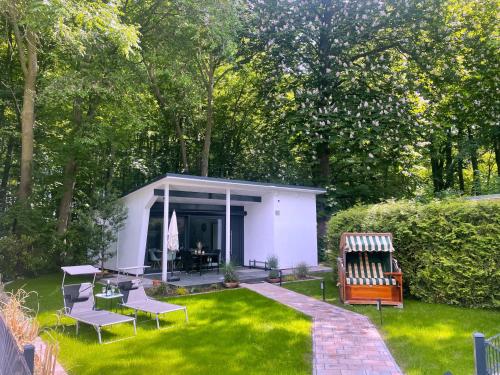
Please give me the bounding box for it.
[242,282,402,375]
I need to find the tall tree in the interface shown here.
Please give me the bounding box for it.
[404,0,499,194]
[2,0,40,200]
[37,1,139,234]
[192,1,241,176]
[243,0,446,208]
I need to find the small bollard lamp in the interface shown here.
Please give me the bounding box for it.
[376,298,383,325]
[320,280,325,301]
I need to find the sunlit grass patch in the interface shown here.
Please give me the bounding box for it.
[9,274,312,375]
[284,272,500,375]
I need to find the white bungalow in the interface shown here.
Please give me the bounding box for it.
[104,173,325,281]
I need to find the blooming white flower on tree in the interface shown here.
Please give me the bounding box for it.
[242,0,447,206]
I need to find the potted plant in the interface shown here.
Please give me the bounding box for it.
[223,262,239,288]
[267,255,280,283]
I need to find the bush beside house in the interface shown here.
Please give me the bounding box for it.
[0,196,125,281]
[327,199,500,308]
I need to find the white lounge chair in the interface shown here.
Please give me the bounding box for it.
[61,266,136,344]
[118,279,188,329]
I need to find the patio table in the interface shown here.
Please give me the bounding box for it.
[95,292,124,312]
[191,252,220,276]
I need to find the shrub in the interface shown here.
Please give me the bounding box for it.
[294,262,309,279]
[327,199,500,308]
[65,196,127,271]
[176,287,188,296]
[267,255,279,279]
[147,282,170,297]
[223,262,239,283]
[0,203,58,280]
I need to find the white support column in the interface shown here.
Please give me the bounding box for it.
[225,188,231,264]
[162,184,170,282]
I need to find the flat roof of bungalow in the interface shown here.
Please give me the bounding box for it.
[123,173,326,198]
[466,194,500,201]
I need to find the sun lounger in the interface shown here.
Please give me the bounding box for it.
[62,283,136,344]
[118,279,188,329]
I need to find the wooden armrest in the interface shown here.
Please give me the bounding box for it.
[383,272,402,276]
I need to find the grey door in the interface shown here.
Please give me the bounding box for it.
[230,215,244,266]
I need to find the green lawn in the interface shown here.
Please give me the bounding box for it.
[8,274,312,375]
[284,272,500,375]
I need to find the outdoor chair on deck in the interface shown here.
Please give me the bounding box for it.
[180,250,196,273]
[148,249,162,269]
[207,249,221,272]
[337,233,403,307]
[118,279,188,329]
[61,271,137,344]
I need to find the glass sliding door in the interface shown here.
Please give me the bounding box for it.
[145,217,163,272]
[177,215,187,251]
[188,216,223,251]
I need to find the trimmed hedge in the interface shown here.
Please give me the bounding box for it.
[327,199,500,308]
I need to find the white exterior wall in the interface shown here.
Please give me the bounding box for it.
[244,191,318,269]
[104,188,155,274]
[273,191,318,269]
[243,193,275,266]
[105,175,321,274]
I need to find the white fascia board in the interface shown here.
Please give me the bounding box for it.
[165,175,325,195]
[122,174,326,200]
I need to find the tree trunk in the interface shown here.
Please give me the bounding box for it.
[312,6,333,187]
[105,144,115,194]
[456,128,465,192]
[430,136,444,193]
[0,29,18,210]
[201,67,215,177]
[0,135,15,211]
[444,129,454,189]
[430,155,444,192]
[56,98,83,235]
[145,62,189,173]
[494,134,500,177]
[467,126,481,195]
[56,157,77,235]
[18,30,38,201]
[314,142,331,186]
[457,158,465,192]
[175,115,189,173]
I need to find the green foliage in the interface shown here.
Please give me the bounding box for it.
[176,287,189,296]
[223,261,239,283]
[267,255,279,279]
[0,0,498,283]
[0,202,58,280]
[148,282,166,297]
[0,235,35,280]
[294,262,308,280]
[64,194,127,269]
[327,199,500,308]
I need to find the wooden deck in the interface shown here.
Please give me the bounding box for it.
[102,265,331,288]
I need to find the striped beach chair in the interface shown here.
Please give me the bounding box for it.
[337,233,403,307]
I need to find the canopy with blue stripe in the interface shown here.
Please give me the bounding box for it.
[343,234,394,252]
